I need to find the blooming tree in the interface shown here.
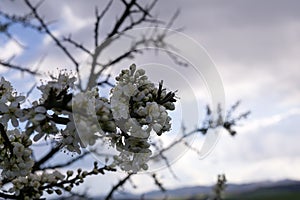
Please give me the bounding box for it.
[0,64,248,199]
[0,64,179,199]
[0,0,249,199]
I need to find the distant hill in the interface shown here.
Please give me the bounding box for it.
[58,179,300,200]
[115,179,300,200]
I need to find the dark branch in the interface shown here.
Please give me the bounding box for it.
[0,123,14,156]
[63,36,92,56]
[0,10,43,32]
[102,47,141,68]
[107,0,136,38]
[0,191,17,199]
[0,60,40,75]
[23,0,79,71]
[105,173,133,200]
[151,103,250,163]
[32,145,61,172]
[94,0,113,48]
[40,165,116,190]
[40,151,90,170]
[120,0,158,34]
[152,173,166,192]
[97,74,114,87]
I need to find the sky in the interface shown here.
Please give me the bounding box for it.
[1,0,300,197]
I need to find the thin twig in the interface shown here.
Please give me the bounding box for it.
[32,145,61,172]
[63,36,92,56]
[152,173,166,192]
[94,0,113,48]
[40,151,90,170]
[23,0,79,69]
[0,60,40,75]
[104,173,133,200]
[23,0,82,87]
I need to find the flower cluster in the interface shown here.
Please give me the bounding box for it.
[9,170,65,199]
[37,70,76,104]
[110,64,176,172]
[8,163,110,199]
[72,87,116,150]
[0,129,34,180]
[59,116,82,154]
[111,64,175,137]
[20,102,58,140]
[0,77,25,127]
[0,64,178,199]
[0,64,177,182]
[113,150,151,172]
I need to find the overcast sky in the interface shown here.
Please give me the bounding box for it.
[1,0,300,196]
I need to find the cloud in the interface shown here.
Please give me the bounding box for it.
[238,107,300,133]
[0,40,23,59]
[0,39,24,74]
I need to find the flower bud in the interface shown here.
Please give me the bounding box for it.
[67,170,73,177]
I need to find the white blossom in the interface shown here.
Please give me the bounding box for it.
[0,64,176,184]
[0,129,34,180]
[0,81,25,127]
[37,70,76,103]
[109,64,176,172]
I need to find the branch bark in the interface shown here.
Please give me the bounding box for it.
[105,173,133,200]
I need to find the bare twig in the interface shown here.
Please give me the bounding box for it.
[0,10,43,32]
[23,0,82,88]
[152,141,178,179]
[0,60,40,75]
[23,0,79,69]
[63,36,92,56]
[94,0,113,48]
[40,151,90,170]
[97,74,114,87]
[151,103,250,164]
[32,145,61,172]
[104,173,134,200]
[25,83,37,98]
[151,173,166,192]
[106,0,136,38]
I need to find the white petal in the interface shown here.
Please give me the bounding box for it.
[152,123,162,133]
[14,109,23,118]
[11,116,19,127]
[0,103,9,113]
[34,114,46,121]
[34,106,46,113]
[33,133,44,141]
[15,96,25,103]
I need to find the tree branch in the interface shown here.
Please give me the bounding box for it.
[0,123,14,157]
[97,74,114,87]
[40,165,116,190]
[23,0,79,69]
[32,145,61,172]
[107,0,136,38]
[0,60,40,75]
[105,173,133,200]
[0,191,17,199]
[151,173,166,192]
[40,151,90,170]
[63,36,92,56]
[23,0,81,88]
[94,0,113,48]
